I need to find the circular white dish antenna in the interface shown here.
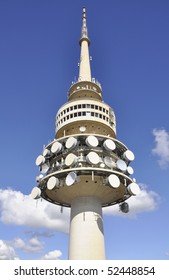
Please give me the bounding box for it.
[36,155,45,166]
[47,176,60,190]
[79,126,86,132]
[86,135,99,148]
[103,139,116,151]
[107,174,120,188]
[65,153,77,167]
[65,137,77,149]
[86,152,100,165]
[116,159,127,171]
[43,149,50,157]
[36,174,44,183]
[40,163,49,174]
[127,166,134,175]
[51,142,62,154]
[104,156,115,168]
[31,187,41,199]
[127,182,140,196]
[100,163,105,168]
[123,150,135,161]
[66,172,77,186]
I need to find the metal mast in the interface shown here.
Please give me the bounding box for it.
[79,7,91,81]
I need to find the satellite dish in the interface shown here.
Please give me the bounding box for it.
[47,176,60,190]
[43,149,50,157]
[86,152,100,165]
[65,153,77,166]
[65,137,77,149]
[123,150,135,161]
[100,163,105,168]
[116,159,127,171]
[55,161,60,167]
[103,139,116,151]
[66,172,77,186]
[127,182,140,196]
[79,126,86,132]
[51,142,62,154]
[107,174,120,188]
[86,135,99,148]
[36,174,44,183]
[31,187,41,199]
[40,163,49,174]
[120,202,129,213]
[36,155,45,166]
[127,166,134,175]
[104,156,115,168]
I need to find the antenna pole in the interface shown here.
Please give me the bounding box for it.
[78,7,91,81]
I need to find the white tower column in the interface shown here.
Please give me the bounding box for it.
[68,196,105,260]
[79,39,91,81]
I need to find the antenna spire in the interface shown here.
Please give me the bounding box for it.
[78,7,91,81]
[81,7,90,42]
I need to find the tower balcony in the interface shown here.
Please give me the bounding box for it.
[68,79,102,101]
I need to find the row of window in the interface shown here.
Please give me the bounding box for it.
[57,104,109,119]
[56,111,110,127]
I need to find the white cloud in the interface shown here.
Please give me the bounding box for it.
[13,237,43,253]
[152,128,169,168]
[0,184,160,233]
[0,188,70,232]
[41,250,62,260]
[0,240,18,260]
[103,184,160,217]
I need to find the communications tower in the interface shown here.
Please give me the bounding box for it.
[31,7,140,260]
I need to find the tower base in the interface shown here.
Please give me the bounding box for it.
[68,196,105,260]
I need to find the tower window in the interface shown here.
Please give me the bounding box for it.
[78,104,81,109]
[91,105,94,109]
[74,105,77,109]
[95,105,98,110]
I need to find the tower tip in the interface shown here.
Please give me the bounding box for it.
[82,7,86,14]
[80,6,90,44]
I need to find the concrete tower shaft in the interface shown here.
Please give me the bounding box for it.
[31,7,141,260]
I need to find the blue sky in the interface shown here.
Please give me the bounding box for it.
[0,0,169,260]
